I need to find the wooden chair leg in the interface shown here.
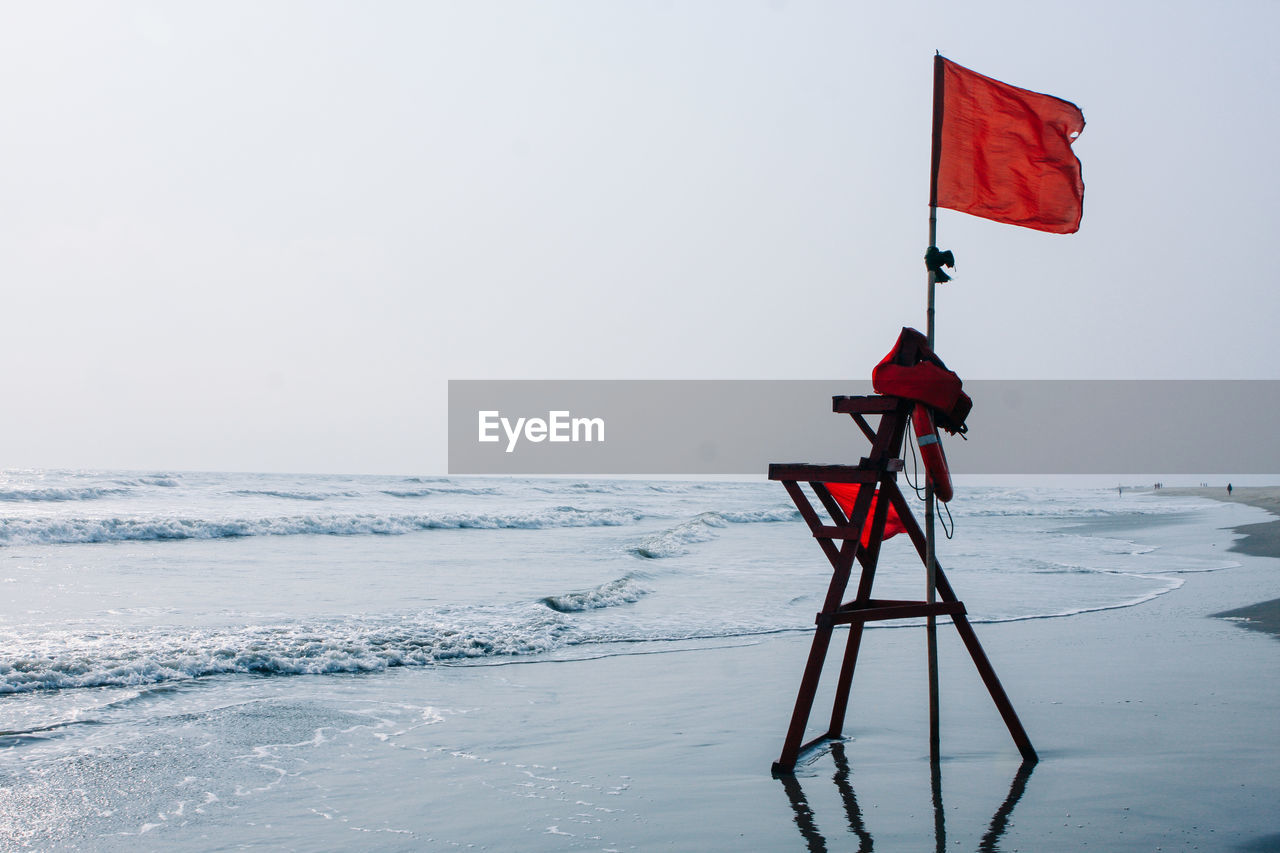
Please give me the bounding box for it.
[774,625,837,772]
[827,623,866,738]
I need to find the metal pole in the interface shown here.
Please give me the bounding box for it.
[925,52,945,763]
[925,209,941,763]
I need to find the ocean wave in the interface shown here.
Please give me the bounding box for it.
[958,496,1217,519]
[530,481,717,495]
[1,587,755,693]
[630,513,727,559]
[380,487,500,497]
[541,575,647,612]
[629,508,798,559]
[968,574,1187,625]
[716,508,800,523]
[140,475,181,487]
[963,506,1168,518]
[0,486,129,502]
[229,489,351,501]
[0,602,802,695]
[0,612,575,694]
[532,482,623,494]
[644,483,703,493]
[108,475,182,488]
[0,507,644,546]
[0,569,1198,696]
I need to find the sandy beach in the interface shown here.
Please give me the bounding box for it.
[1164,486,1280,560]
[1165,487,1280,639]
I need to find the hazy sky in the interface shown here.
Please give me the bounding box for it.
[2,1,1277,473]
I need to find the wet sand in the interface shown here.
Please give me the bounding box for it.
[344,502,1280,851]
[1164,486,1280,637]
[1162,486,1280,558]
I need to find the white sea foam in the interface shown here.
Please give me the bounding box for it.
[533,482,624,495]
[228,489,358,501]
[0,563,1214,695]
[628,512,727,559]
[0,608,580,693]
[380,487,501,497]
[139,476,181,487]
[629,508,798,559]
[971,574,1187,624]
[0,486,130,502]
[0,608,796,694]
[0,507,645,546]
[541,576,648,612]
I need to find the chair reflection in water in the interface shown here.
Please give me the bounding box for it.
[778,743,1036,853]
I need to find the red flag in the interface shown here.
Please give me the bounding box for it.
[824,483,905,548]
[931,56,1085,234]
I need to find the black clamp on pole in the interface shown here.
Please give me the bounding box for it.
[924,246,955,283]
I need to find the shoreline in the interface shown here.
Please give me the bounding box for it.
[1163,486,1280,637]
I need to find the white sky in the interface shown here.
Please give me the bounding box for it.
[2,1,1277,474]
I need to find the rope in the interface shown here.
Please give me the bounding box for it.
[904,412,928,500]
[940,496,955,539]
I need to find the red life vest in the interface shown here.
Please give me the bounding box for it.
[871,327,971,435]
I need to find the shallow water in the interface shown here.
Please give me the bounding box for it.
[0,471,1270,849]
[0,472,1249,697]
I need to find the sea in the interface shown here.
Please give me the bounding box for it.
[0,469,1258,848]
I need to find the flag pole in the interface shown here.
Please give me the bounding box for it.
[925,51,945,763]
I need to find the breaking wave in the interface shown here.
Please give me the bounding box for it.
[229,489,351,501]
[0,594,713,695]
[0,507,645,547]
[532,482,623,494]
[0,609,578,694]
[0,486,130,502]
[541,575,648,612]
[531,481,718,495]
[380,487,501,497]
[629,508,798,559]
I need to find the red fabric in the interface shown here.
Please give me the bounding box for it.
[824,483,905,548]
[871,327,971,433]
[872,362,962,416]
[934,57,1085,234]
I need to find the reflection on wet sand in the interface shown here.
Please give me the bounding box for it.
[778,743,1035,852]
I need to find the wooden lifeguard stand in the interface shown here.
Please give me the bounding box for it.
[769,392,1037,773]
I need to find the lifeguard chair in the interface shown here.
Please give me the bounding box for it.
[770,329,1036,772]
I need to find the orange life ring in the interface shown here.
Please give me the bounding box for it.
[912,403,953,503]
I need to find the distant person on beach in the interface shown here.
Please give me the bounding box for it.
[1228,483,1234,495]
